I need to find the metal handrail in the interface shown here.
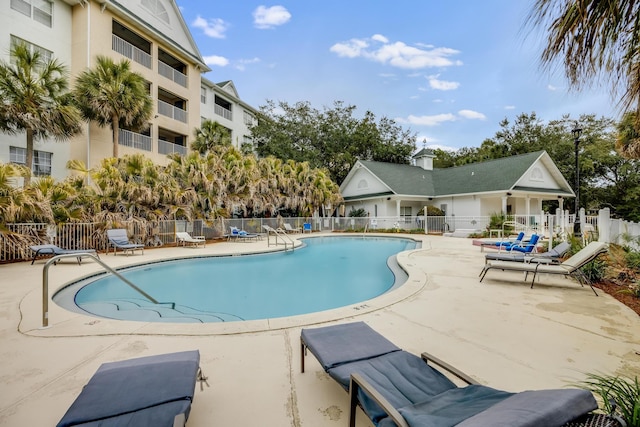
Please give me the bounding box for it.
[41,253,162,328]
[264,226,295,252]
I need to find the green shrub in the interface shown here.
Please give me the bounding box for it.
[577,373,640,426]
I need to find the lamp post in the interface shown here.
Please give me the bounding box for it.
[572,125,582,238]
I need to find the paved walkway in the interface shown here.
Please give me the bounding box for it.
[1,234,639,426]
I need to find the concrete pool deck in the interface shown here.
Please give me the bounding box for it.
[1,234,639,426]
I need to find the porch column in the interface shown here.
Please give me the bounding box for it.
[396,199,401,222]
[525,196,531,229]
[501,196,507,215]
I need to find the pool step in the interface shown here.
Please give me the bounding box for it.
[78,298,244,323]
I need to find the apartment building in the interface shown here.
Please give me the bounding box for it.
[1,0,258,180]
[200,78,259,151]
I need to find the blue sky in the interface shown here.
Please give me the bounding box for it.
[176,1,617,152]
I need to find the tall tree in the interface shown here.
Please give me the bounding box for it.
[250,100,416,183]
[192,119,232,154]
[0,44,82,186]
[73,56,152,158]
[527,0,640,110]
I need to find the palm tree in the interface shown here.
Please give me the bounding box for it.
[73,56,153,158]
[527,1,640,114]
[0,44,82,186]
[616,111,640,158]
[192,119,232,154]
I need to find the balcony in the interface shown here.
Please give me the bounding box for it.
[119,129,152,152]
[214,104,232,121]
[159,139,187,156]
[158,100,188,123]
[112,34,152,69]
[158,60,187,87]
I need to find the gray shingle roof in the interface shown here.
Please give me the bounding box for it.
[358,151,550,197]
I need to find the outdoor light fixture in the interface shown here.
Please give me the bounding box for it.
[572,125,583,238]
[506,192,512,196]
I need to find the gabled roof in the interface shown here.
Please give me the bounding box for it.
[357,161,435,196]
[433,151,546,195]
[341,151,575,199]
[109,0,210,72]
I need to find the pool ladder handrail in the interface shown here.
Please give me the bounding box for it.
[41,252,171,328]
[264,225,295,252]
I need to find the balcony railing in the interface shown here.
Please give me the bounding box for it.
[112,34,152,69]
[158,61,187,87]
[214,104,232,121]
[119,129,152,152]
[158,100,188,123]
[159,139,187,156]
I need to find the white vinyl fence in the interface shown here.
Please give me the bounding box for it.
[2,209,639,263]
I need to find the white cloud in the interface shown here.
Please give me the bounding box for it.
[397,110,485,126]
[192,16,229,39]
[203,55,229,67]
[428,144,457,152]
[371,34,388,43]
[428,76,460,91]
[235,57,261,71]
[253,5,291,29]
[397,113,457,126]
[329,38,369,58]
[504,105,515,110]
[458,109,486,120]
[547,84,558,91]
[330,35,461,70]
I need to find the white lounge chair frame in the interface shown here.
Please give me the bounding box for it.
[176,232,206,248]
[479,241,608,296]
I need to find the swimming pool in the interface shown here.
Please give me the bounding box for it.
[54,236,418,323]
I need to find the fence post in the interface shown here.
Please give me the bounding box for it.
[598,208,610,244]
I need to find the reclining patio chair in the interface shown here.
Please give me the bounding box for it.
[228,226,259,241]
[479,241,608,296]
[283,223,301,233]
[479,231,525,252]
[57,350,207,427]
[301,322,622,427]
[176,231,206,248]
[29,244,99,265]
[484,241,570,264]
[106,229,145,256]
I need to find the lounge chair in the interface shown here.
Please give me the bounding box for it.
[228,226,259,241]
[57,350,207,427]
[484,241,570,264]
[479,241,608,295]
[106,228,145,256]
[300,322,621,427]
[479,231,525,252]
[303,222,312,233]
[176,231,206,248]
[283,223,301,233]
[504,233,540,253]
[29,244,99,265]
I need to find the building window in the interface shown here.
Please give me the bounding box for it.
[11,0,52,27]
[400,206,412,222]
[10,147,52,176]
[201,87,206,104]
[243,110,256,126]
[10,35,53,63]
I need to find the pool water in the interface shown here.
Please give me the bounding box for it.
[61,236,417,323]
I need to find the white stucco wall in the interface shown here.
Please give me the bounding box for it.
[1,1,74,181]
[515,161,563,189]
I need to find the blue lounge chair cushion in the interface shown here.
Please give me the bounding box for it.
[379,385,513,427]
[301,322,400,371]
[330,351,458,424]
[509,234,540,253]
[455,388,598,427]
[57,350,200,427]
[494,232,525,247]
